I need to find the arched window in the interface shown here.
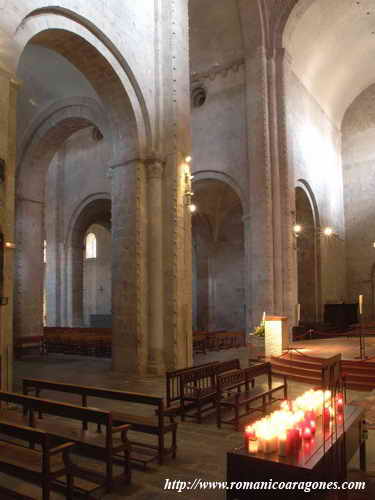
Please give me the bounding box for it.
[85,233,97,259]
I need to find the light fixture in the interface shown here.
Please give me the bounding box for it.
[183,160,196,213]
[323,227,333,237]
[5,242,16,249]
[373,242,375,248]
[185,155,192,163]
[293,224,302,235]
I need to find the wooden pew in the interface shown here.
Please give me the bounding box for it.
[216,363,287,431]
[341,359,375,391]
[0,419,75,500]
[0,392,130,493]
[23,379,177,467]
[166,361,219,408]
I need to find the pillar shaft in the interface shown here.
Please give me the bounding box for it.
[146,160,165,374]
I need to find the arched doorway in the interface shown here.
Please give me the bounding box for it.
[192,178,245,332]
[295,184,321,323]
[67,198,111,328]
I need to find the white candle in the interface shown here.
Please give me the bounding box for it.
[262,311,266,324]
[359,295,363,315]
[296,303,301,323]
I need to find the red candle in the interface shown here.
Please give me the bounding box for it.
[336,396,344,413]
[244,426,255,451]
[303,426,312,441]
[309,419,316,436]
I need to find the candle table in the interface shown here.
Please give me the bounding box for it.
[227,406,366,499]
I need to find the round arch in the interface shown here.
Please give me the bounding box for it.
[14,7,151,156]
[65,196,111,327]
[191,177,245,332]
[295,180,322,322]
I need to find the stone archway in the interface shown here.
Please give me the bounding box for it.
[295,183,321,322]
[192,178,245,332]
[66,197,111,328]
[13,20,148,374]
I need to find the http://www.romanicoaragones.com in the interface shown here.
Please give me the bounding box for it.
[163,478,366,493]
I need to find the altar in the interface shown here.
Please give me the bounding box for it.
[227,405,366,499]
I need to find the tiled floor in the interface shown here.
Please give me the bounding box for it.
[1,340,375,499]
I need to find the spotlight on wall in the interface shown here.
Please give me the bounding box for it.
[323,227,333,237]
[293,224,302,235]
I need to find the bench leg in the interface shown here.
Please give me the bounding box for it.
[217,402,222,428]
[172,428,177,459]
[124,446,131,483]
[158,433,165,465]
[197,401,202,424]
[235,405,240,432]
[42,481,50,500]
[66,472,74,500]
[106,460,113,492]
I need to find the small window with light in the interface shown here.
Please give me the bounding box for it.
[85,233,97,259]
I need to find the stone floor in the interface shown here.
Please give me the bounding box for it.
[1,340,375,499]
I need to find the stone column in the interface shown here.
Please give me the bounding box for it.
[70,243,84,326]
[14,197,44,338]
[110,159,147,374]
[146,159,165,374]
[0,71,18,391]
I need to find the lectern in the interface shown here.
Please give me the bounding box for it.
[264,316,288,357]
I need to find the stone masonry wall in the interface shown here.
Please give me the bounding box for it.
[342,84,375,319]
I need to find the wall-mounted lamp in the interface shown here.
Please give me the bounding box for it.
[0,159,5,183]
[183,161,197,214]
[5,242,16,249]
[293,224,303,236]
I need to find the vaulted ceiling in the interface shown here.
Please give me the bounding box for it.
[284,0,375,128]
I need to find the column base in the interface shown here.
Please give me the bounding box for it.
[148,349,165,375]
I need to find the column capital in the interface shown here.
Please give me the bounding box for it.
[145,158,164,180]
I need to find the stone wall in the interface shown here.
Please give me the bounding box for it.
[342,84,375,318]
[285,65,347,314]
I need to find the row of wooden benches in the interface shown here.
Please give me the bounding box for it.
[0,380,178,498]
[193,330,246,354]
[15,330,246,359]
[165,358,287,428]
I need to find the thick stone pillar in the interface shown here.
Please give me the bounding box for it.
[14,197,44,338]
[146,159,165,374]
[243,46,275,330]
[70,243,84,326]
[0,70,18,391]
[111,160,147,374]
[45,150,64,326]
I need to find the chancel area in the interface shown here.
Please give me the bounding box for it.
[2,0,375,498]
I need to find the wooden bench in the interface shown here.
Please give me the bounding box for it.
[166,361,219,409]
[14,336,46,359]
[216,363,288,431]
[23,378,177,467]
[341,359,375,392]
[179,359,241,423]
[0,419,75,500]
[0,391,130,493]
